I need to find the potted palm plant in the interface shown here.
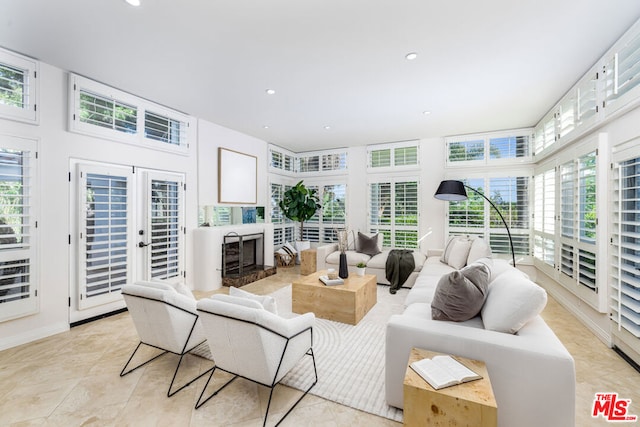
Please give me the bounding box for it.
[278,180,321,254]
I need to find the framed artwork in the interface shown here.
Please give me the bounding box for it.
[218,147,257,204]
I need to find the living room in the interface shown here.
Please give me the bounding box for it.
[1,1,640,425]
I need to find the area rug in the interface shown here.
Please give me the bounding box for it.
[192,284,407,422]
[273,283,406,422]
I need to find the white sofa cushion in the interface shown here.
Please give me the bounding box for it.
[326,250,370,266]
[402,302,485,329]
[467,236,492,265]
[481,270,547,334]
[229,286,278,314]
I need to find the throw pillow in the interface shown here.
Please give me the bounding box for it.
[446,238,472,269]
[431,263,489,322]
[284,241,298,255]
[467,237,492,265]
[173,282,196,300]
[357,232,381,256]
[228,286,278,314]
[481,270,547,334]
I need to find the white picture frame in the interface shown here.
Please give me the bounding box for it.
[218,147,257,204]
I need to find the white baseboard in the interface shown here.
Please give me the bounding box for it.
[0,322,69,352]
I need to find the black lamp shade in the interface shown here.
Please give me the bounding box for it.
[434,180,468,201]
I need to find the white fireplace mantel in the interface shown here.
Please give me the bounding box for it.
[192,223,274,291]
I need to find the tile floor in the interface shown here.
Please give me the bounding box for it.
[0,266,638,426]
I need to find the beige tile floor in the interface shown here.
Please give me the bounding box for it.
[0,266,639,426]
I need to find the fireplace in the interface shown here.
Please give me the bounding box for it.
[221,231,275,287]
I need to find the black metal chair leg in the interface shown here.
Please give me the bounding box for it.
[167,352,215,397]
[195,367,239,409]
[120,341,168,377]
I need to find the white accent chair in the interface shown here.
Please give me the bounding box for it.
[120,281,209,397]
[195,294,317,426]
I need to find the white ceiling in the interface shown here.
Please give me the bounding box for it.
[2,0,640,152]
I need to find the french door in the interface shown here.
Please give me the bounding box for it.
[136,170,184,284]
[73,162,184,320]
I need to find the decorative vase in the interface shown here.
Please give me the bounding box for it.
[339,252,349,279]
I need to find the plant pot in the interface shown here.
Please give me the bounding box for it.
[356,267,366,277]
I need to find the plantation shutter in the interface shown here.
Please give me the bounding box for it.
[78,164,132,310]
[369,182,392,246]
[560,161,575,277]
[321,184,346,242]
[144,111,187,148]
[448,178,484,230]
[576,72,598,125]
[577,152,597,291]
[489,136,530,159]
[447,139,484,163]
[322,153,347,171]
[369,180,419,249]
[149,179,181,280]
[394,146,418,166]
[301,184,320,242]
[0,136,37,322]
[79,90,138,134]
[604,31,640,111]
[533,168,555,267]
[488,177,530,255]
[270,150,283,169]
[369,149,391,168]
[611,155,640,343]
[0,49,38,123]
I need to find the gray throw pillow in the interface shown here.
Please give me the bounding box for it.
[431,264,490,322]
[357,232,381,256]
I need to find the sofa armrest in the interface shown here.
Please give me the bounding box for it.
[425,248,443,258]
[385,313,575,427]
[316,243,339,271]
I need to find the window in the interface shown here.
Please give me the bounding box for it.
[298,150,348,174]
[145,111,185,146]
[0,48,38,124]
[270,182,295,246]
[557,152,597,292]
[611,153,640,345]
[79,90,138,134]
[448,176,531,259]
[299,155,319,173]
[69,74,190,153]
[320,184,346,241]
[447,130,532,165]
[0,135,37,322]
[149,179,181,280]
[447,139,484,162]
[368,141,419,169]
[269,145,297,174]
[369,179,419,248]
[533,168,555,267]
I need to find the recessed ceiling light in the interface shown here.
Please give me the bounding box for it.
[265,89,276,95]
[405,52,418,60]
[422,111,432,115]
[125,0,141,6]
[324,126,331,130]
[263,125,270,129]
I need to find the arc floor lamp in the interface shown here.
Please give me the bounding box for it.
[434,180,517,267]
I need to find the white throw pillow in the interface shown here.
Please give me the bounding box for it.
[481,270,547,334]
[172,282,196,299]
[467,237,492,265]
[446,238,472,270]
[228,286,278,314]
[284,241,298,255]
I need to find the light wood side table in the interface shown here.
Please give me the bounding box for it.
[403,348,497,427]
[300,248,317,275]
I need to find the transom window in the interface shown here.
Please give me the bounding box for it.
[0,48,38,124]
[69,74,190,153]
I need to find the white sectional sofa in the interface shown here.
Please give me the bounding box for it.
[385,242,576,427]
[316,243,427,288]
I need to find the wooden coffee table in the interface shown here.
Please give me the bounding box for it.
[292,270,377,325]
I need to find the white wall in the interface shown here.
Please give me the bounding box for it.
[0,62,203,350]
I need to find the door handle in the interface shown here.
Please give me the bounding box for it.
[138,241,151,248]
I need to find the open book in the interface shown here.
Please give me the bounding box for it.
[410,355,482,390]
